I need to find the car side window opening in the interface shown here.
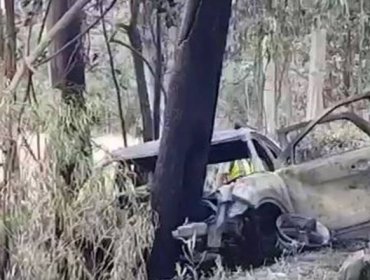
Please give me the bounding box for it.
[257,134,279,158]
[204,141,255,191]
[294,119,370,164]
[204,138,273,192]
[252,139,275,171]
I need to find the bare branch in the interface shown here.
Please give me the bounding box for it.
[100,1,128,147]
[111,38,168,98]
[37,0,53,43]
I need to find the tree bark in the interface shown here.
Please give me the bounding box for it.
[1,1,17,277]
[253,24,266,129]
[128,25,154,142]
[141,0,176,138]
[141,2,157,117]
[306,23,326,120]
[343,28,352,96]
[48,1,93,278]
[4,0,16,80]
[147,0,232,279]
[263,59,276,137]
[127,0,154,142]
[48,0,90,192]
[153,3,162,139]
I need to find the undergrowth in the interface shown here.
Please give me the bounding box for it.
[0,160,153,280]
[0,91,154,280]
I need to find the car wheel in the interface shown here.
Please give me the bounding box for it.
[255,203,284,261]
[220,210,261,270]
[220,203,283,269]
[220,208,264,269]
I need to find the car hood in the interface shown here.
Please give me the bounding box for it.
[230,172,295,213]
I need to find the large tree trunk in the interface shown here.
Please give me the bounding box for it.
[147,1,232,279]
[48,1,94,278]
[48,0,90,196]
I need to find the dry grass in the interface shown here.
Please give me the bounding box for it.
[0,147,359,280]
[0,132,153,280]
[0,120,364,279]
[202,249,350,280]
[1,132,358,279]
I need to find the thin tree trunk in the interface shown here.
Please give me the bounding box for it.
[128,25,154,142]
[153,4,162,139]
[306,22,326,120]
[1,1,17,277]
[147,0,232,279]
[253,24,266,129]
[127,0,154,142]
[4,0,16,80]
[141,3,156,115]
[280,73,292,124]
[263,59,276,136]
[343,29,352,95]
[141,0,163,133]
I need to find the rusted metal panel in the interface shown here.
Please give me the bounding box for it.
[278,146,370,231]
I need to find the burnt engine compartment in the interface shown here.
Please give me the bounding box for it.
[179,201,284,272]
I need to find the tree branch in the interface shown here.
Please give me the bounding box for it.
[111,37,168,99]
[100,1,128,147]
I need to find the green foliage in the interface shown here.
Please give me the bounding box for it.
[218,0,370,129]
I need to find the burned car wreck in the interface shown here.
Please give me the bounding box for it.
[101,92,370,269]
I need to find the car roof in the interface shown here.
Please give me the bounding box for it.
[99,127,280,170]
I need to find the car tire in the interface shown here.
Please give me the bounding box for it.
[219,208,264,269]
[255,203,284,261]
[220,203,283,269]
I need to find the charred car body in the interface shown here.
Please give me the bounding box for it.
[101,92,370,269]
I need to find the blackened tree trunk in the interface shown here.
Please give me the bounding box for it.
[48,0,92,278]
[48,0,90,198]
[147,1,232,279]
[128,26,154,142]
[127,0,154,142]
